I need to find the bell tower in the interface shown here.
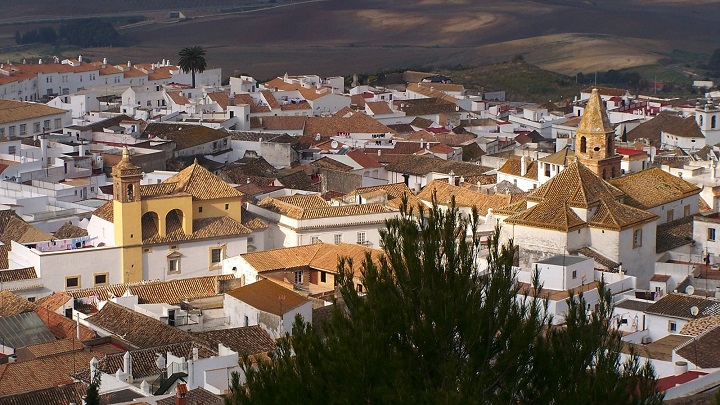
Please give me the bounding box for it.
[112,146,143,283]
[575,88,622,180]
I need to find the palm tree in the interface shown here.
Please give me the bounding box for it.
[178,46,207,88]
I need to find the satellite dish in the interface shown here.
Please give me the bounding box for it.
[686,285,695,296]
[690,306,700,317]
[331,140,338,149]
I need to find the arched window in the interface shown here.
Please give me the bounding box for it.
[126,184,134,200]
[611,167,615,178]
[713,115,717,129]
[580,136,587,153]
[602,168,607,179]
[700,115,704,126]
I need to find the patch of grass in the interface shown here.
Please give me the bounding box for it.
[619,64,691,84]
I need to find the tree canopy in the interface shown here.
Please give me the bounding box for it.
[178,46,208,88]
[227,198,663,404]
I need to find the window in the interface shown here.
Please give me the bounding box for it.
[321,272,327,283]
[211,247,223,265]
[311,236,320,244]
[669,321,677,332]
[357,232,366,245]
[709,228,716,241]
[225,203,229,210]
[666,209,674,223]
[33,122,40,133]
[0,128,4,137]
[633,228,643,248]
[198,206,203,213]
[580,136,587,153]
[247,236,254,244]
[357,284,364,293]
[684,205,690,217]
[295,271,302,284]
[8,145,15,155]
[65,276,80,289]
[244,315,249,327]
[94,273,108,286]
[168,258,180,272]
[19,124,26,135]
[27,296,35,303]
[43,120,50,131]
[170,245,178,250]
[54,118,61,129]
[713,115,717,129]
[8,126,14,136]
[334,234,342,245]
[572,270,577,279]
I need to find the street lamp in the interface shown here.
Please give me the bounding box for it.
[690,305,700,369]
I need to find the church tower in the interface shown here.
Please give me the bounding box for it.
[112,147,143,283]
[575,88,622,180]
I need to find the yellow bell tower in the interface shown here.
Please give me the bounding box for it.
[112,146,144,283]
[575,88,622,180]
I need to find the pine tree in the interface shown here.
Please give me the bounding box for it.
[85,370,101,405]
[227,197,664,404]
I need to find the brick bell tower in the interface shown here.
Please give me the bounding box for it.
[575,88,622,180]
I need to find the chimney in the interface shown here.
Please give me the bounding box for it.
[377,149,381,157]
[140,380,150,394]
[38,58,42,65]
[40,136,48,167]
[192,347,198,361]
[76,312,81,340]
[127,61,131,68]
[78,55,82,62]
[175,384,188,405]
[419,138,424,148]
[123,351,133,383]
[674,361,688,376]
[448,170,455,185]
[103,57,107,65]
[79,142,86,157]
[520,156,528,177]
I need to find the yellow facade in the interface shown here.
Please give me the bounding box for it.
[141,195,194,237]
[193,197,242,223]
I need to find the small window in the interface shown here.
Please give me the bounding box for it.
[709,228,716,242]
[572,270,577,279]
[33,122,40,133]
[334,234,342,245]
[65,276,80,289]
[7,145,16,155]
[143,248,151,253]
[211,248,222,265]
[168,258,180,273]
[321,272,327,283]
[357,232,366,245]
[94,273,108,286]
[669,321,677,332]
[19,124,26,135]
[666,209,674,223]
[244,315,249,327]
[247,236,254,244]
[198,206,203,213]
[170,245,178,250]
[311,236,320,244]
[633,228,643,248]
[27,296,36,303]
[225,203,229,210]
[357,284,364,293]
[684,205,690,217]
[294,271,302,284]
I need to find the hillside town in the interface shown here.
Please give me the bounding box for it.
[1,54,720,403]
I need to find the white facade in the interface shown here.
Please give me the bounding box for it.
[224,292,312,339]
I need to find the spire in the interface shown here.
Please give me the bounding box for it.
[577,88,613,135]
[193,157,199,165]
[121,145,129,160]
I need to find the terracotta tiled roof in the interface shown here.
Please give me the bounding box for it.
[527,160,625,208]
[140,182,178,198]
[91,200,113,222]
[275,194,327,209]
[345,183,423,210]
[656,216,694,253]
[396,97,459,116]
[87,301,195,348]
[156,125,229,151]
[626,111,703,147]
[366,101,394,115]
[0,100,68,125]
[0,267,37,282]
[311,157,354,172]
[418,180,511,215]
[192,326,275,356]
[347,150,382,168]
[498,157,539,180]
[53,222,88,239]
[587,198,657,231]
[406,83,457,103]
[66,275,233,304]
[539,148,575,166]
[303,110,395,137]
[140,211,251,244]
[240,243,383,275]
[0,349,103,396]
[679,315,720,336]
[0,382,85,405]
[164,161,244,200]
[34,306,96,341]
[34,292,72,312]
[570,246,619,269]
[385,155,492,177]
[676,325,720,368]
[207,91,230,110]
[155,387,223,405]
[609,167,701,210]
[260,91,281,109]
[258,197,392,220]
[19,339,84,360]
[427,143,456,154]
[259,116,306,131]
[505,201,586,231]
[578,88,614,135]
[644,293,720,319]
[226,279,309,316]
[280,100,311,111]
[166,90,190,105]
[234,93,271,113]
[0,290,35,317]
